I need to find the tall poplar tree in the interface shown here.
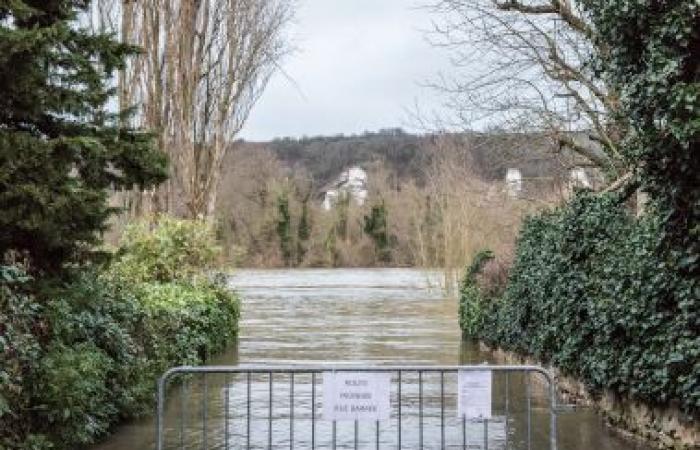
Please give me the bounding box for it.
[0,1,167,273]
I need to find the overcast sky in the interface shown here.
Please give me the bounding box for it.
[239,0,454,141]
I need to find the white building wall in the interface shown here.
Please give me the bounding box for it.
[322,166,368,210]
[506,168,523,197]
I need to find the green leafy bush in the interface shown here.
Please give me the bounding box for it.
[0,266,45,449]
[458,250,494,338]
[461,193,699,415]
[109,215,221,283]
[42,275,147,419]
[36,343,114,446]
[134,281,239,374]
[0,217,240,450]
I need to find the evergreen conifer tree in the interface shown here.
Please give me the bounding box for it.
[0,1,167,272]
[276,191,293,266]
[364,201,391,263]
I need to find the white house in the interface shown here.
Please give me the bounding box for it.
[322,166,368,210]
[505,168,523,197]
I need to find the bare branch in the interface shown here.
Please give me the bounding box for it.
[107,0,293,219]
[425,0,625,179]
[493,0,593,39]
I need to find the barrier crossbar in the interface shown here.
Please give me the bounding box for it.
[156,365,557,450]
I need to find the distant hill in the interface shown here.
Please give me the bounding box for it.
[224,128,600,196]
[215,128,602,268]
[264,128,428,188]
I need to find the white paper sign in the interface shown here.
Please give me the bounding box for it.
[322,372,391,421]
[458,370,492,419]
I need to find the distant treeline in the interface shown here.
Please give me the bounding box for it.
[239,128,590,196]
[263,128,428,190]
[217,131,561,269]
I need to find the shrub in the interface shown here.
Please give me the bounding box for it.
[462,192,699,415]
[36,343,114,446]
[0,266,45,449]
[134,280,239,374]
[0,241,240,449]
[458,250,495,338]
[109,215,222,283]
[42,273,149,421]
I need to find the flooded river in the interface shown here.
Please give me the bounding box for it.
[93,269,652,450]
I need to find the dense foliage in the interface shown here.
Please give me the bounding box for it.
[460,193,699,416]
[458,250,494,338]
[1,219,239,449]
[459,1,699,427]
[580,0,700,276]
[275,192,294,266]
[108,215,222,283]
[363,201,391,263]
[0,1,167,272]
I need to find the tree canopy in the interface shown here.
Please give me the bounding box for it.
[580,0,699,274]
[0,0,167,273]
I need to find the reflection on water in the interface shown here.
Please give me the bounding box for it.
[92,269,652,450]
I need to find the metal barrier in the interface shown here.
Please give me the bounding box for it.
[156,365,557,450]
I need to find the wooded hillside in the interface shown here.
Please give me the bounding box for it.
[216,129,587,268]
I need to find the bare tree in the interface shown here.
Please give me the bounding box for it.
[95,0,292,220]
[426,0,626,181]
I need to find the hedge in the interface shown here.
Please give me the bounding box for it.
[1,217,240,449]
[460,192,699,416]
[0,267,239,449]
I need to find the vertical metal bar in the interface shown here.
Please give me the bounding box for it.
[483,419,488,450]
[440,371,445,450]
[504,373,509,449]
[397,370,402,450]
[549,373,558,450]
[332,421,337,450]
[156,373,167,450]
[526,372,532,450]
[225,374,230,449]
[269,372,273,450]
[203,373,208,450]
[246,372,251,450]
[180,379,186,450]
[354,420,359,450]
[312,372,316,450]
[462,415,466,450]
[376,420,380,450]
[290,373,294,450]
[419,371,423,449]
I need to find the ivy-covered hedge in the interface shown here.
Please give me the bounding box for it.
[1,218,240,449]
[460,192,699,416]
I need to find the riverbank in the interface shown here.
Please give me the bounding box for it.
[459,194,699,449]
[484,343,698,449]
[91,268,654,450]
[0,218,240,450]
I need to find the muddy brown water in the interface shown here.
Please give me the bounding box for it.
[92,269,653,450]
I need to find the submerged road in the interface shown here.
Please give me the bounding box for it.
[93,269,652,450]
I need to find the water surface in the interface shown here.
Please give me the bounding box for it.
[93,269,652,450]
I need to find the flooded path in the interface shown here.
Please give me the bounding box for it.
[93,269,652,450]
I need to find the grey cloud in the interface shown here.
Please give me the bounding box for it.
[240,0,453,140]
